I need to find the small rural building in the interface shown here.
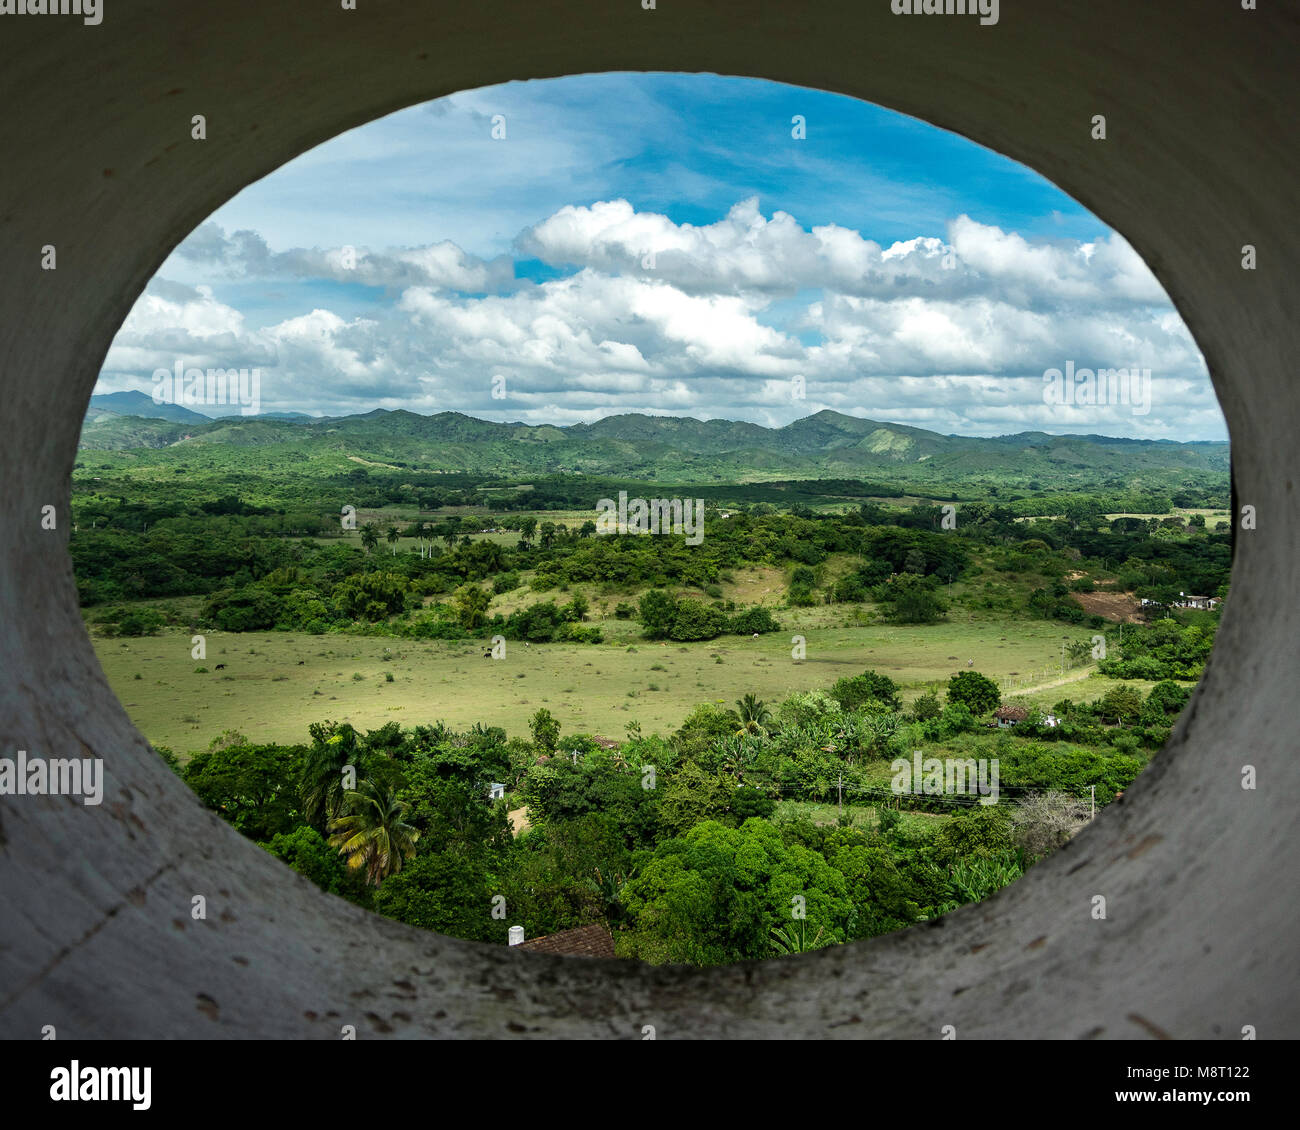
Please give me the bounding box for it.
[488,782,505,800]
[512,924,617,959]
[994,705,1030,728]
[1168,594,1220,611]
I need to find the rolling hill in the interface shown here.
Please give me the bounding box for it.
[76,403,1229,491]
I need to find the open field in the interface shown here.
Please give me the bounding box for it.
[90,610,1132,757]
[773,800,950,831]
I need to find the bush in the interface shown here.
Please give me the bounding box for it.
[492,572,521,594]
[787,584,817,607]
[1142,679,1191,720]
[98,606,166,637]
[1097,685,1144,725]
[830,670,902,712]
[331,572,410,622]
[202,586,284,632]
[910,691,942,722]
[1011,791,1091,858]
[729,786,776,822]
[880,574,947,624]
[946,670,1000,716]
[668,599,730,642]
[530,707,560,751]
[729,605,780,635]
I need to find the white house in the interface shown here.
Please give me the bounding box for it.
[488,782,505,801]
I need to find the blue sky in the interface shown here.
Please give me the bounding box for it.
[99,72,1224,440]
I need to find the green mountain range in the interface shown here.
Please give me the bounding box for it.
[77,404,1229,491]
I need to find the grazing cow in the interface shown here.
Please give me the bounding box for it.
[752,633,759,640]
[214,664,226,670]
[483,651,493,659]
[967,659,974,666]
[297,660,304,665]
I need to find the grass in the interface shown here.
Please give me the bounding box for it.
[774,800,949,831]
[90,609,1116,759]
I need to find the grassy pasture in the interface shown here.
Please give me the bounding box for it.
[91,609,1124,759]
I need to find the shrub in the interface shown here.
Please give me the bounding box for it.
[492,572,521,594]
[668,598,730,642]
[1097,685,1144,725]
[1011,791,1091,858]
[530,707,560,751]
[729,605,780,635]
[830,670,902,712]
[946,670,1001,716]
[98,606,166,637]
[202,586,284,632]
[910,691,942,722]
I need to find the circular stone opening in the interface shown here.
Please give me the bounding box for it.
[2,2,1295,1038]
[79,72,1230,978]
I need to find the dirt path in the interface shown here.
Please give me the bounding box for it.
[1003,665,1098,697]
[507,806,531,836]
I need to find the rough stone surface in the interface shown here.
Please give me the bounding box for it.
[0,1,1296,1038]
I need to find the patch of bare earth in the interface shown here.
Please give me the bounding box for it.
[1071,590,1143,623]
[507,806,531,836]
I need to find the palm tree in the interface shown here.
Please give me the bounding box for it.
[441,516,461,550]
[359,522,379,555]
[385,524,401,555]
[328,779,419,887]
[300,724,357,831]
[719,735,755,782]
[770,921,828,956]
[584,865,629,924]
[733,693,772,736]
[861,711,901,761]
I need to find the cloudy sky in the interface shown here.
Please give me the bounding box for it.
[96,72,1225,441]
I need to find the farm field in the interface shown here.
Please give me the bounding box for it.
[90,610,1137,757]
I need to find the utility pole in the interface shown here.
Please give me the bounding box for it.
[838,773,843,818]
[1090,785,1096,820]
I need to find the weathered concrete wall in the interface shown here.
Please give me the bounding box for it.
[1,0,1296,1038]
